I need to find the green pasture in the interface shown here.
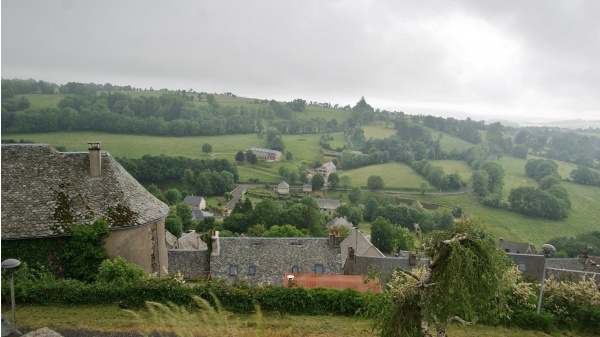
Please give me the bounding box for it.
[325,132,347,150]
[438,133,477,152]
[405,178,600,249]
[340,162,428,190]
[281,134,322,162]
[430,159,473,177]
[363,124,397,139]
[1,131,264,160]
[21,94,64,109]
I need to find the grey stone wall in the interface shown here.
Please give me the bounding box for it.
[345,255,429,289]
[168,249,210,278]
[210,237,342,286]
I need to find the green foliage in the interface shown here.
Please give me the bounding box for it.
[311,173,325,190]
[0,238,65,274]
[348,186,362,204]
[201,142,212,155]
[367,175,385,191]
[60,219,110,282]
[165,214,184,238]
[262,225,308,237]
[370,217,394,253]
[176,202,194,231]
[97,257,146,285]
[164,188,182,205]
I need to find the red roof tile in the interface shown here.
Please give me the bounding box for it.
[284,273,382,293]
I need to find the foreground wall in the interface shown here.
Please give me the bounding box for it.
[105,218,168,276]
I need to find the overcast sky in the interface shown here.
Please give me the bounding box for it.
[2,0,599,121]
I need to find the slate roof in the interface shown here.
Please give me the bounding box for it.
[1,144,170,239]
[183,195,204,206]
[321,162,336,171]
[315,198,341,210]
[326,217,353,229]
[192,210,214,221]
[498,239,537,254]
[177,232,208,250]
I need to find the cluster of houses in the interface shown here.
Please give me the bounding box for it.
[2,143,598,293]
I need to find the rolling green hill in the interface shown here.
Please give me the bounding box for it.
[5,88,600,250]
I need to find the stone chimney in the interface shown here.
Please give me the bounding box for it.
[88,141,102,178]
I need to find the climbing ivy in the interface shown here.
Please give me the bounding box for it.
[60,219,110,282]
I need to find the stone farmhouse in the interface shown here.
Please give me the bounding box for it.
[1,143,170,276]
[277,181,290,195]
[311,162,336,180]
[250,147,282,161]
[184,195,206,210]
[315,198,342,216]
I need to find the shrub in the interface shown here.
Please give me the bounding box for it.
[96,257,146,285]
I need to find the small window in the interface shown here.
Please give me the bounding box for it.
[291,265,299,273]
[229,265,238,276]
[315,264,324,274]
[518,262,527,272]
[249,265,256,276]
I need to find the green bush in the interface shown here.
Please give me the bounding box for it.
[508,309,557,334]
[96,257,146,285]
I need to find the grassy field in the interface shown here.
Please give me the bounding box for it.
[4,131,600,248]
[1,304,578,337]
[363,124,397,139]
[340,162,429,190]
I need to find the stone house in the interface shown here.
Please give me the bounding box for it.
[312,162,336,180]
[315,198,342,216]
[1,143,170,276]
[277,181,290,195]
[250,147,282,161]
[302,183,312,194]
[184,195,206,210]
[169,232,342,285]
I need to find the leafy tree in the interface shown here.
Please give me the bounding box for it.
[370,217,394,253]
[328,172,340,189]
[248,153,258,166]
[571,166,600,186]
[165,214,183,238]
[481,161,505,194]
[164,188,182,205]
[378,220,513,337]
[146,184,166,202]
[235,151,245,163]
[334,204,363,227]
[61,219,110,282]
[202,143,213,156]
[262,224,308,237]
[364,198,380,221]
[471,170,490,197]
[96,256,145,285]
[367,175,385,192]
[176,202,193,231]
[340,176,352,190]
[288,171,299,183]
[194,216,216,234]
[247,224,266,237]
[311,173,325,191]
[348,186,362,204]
[285,151,294,161]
